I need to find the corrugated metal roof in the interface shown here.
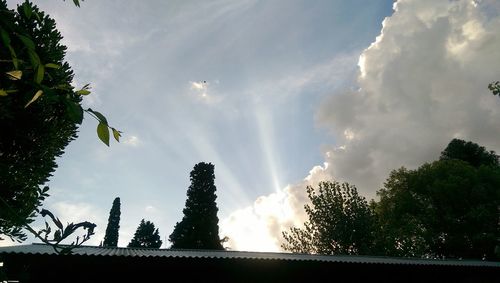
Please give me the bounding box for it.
[0,244,499,268]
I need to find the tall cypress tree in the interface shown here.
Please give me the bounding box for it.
[128,219,162,248]
[103,197,121,247]
[169,162,223,250]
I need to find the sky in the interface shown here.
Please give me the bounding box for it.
[2,0,500,252]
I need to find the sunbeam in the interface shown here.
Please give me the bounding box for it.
[255,104,282,193]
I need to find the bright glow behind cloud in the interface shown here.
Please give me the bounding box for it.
[222,0,500,251]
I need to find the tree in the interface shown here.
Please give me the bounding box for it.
[0,0,118,242]
[169,162,224,250]
[103,197,121,247]
[282,181,376,255]
[128,219,162,248]
[0,0,82,241]
[440,138,498,168]
[489,81,500,96]
[375,139,500,260]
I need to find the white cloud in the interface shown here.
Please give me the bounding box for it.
[122,135,141,147]
[188,81,222,105]
[220,163,332,252]
[222,0,500,252]
[316,0,500,198]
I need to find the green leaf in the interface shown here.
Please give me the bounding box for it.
[112,128,121,142]
[16,34,35,50]
[24,90,43,108]
[0,89,8,96]
[28,49,41,68]
[0,28,10,47]
[76,89,91,96]
[66,101,84,124]
[97,122,110,146]
[23,4,32,19]
[88,108,108,124]
[6,70,22,80]
[72,0,81,7]
[7,45,18,69]
[35,64,44,84]
[45,63,60,69]
[33,11,41,22]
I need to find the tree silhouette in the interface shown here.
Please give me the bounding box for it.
[103,197,121,247]
[440,138,498,168]
[128,219,162,248]
[282,181,376,255]
[375,139,500,260]
[169,162,224,250]
[0,1,82,241]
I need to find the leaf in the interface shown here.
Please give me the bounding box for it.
[88,108,108,124]
[35,64,44,84]
[72,0,81,7]
[45,63,60,69]
[66,101,84,124]
[16,34,35,50]
[112,128,122,142]
[7,45,18,69]
[0,28,10,47]
[76,89,91,96]
[28,49,40,68]
[54,217,63,230]
[97,122,110,146]
[0,89,8,96]
[24,90,43,108]
[33,11,41,22]
[6,70,22,80]
[23,4,32,19]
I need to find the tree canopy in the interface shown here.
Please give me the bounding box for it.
[282,181,376,255]
[375,139,500,259]
[0,0,81,241]
[169,162,224,250]
[0,0,118,243]
[103,197,121,247]
[128,219,162,249]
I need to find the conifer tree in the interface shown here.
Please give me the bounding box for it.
[128,219,162,248]
[169,162,224,250]
[103,197,121,247]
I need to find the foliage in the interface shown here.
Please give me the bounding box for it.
[375,139,500,260]
[128,219,162,248]
[169,162,224,250]
[34,209,96,254]
[440,138,498,168]
[0,0,118,241]
[103,197,121,247]
[282,181,376,255]
[489,81,500,96]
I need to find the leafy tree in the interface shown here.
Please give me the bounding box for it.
[489,81,500,96]
[0,0,118,242]
[0,0,81,241]
[169,162,224,250]
[103,197,121,247]
[128,219,162,248]
[440,138,498,168]
[375,140,500,260]
[282,181,376,255]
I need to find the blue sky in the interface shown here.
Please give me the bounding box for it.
[4,0,500,251]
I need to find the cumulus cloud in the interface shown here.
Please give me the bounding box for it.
[220,164,332,252]
[222,0,500,251]
[317,0,500,197]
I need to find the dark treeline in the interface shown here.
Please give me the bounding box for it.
[282,138,500,260]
